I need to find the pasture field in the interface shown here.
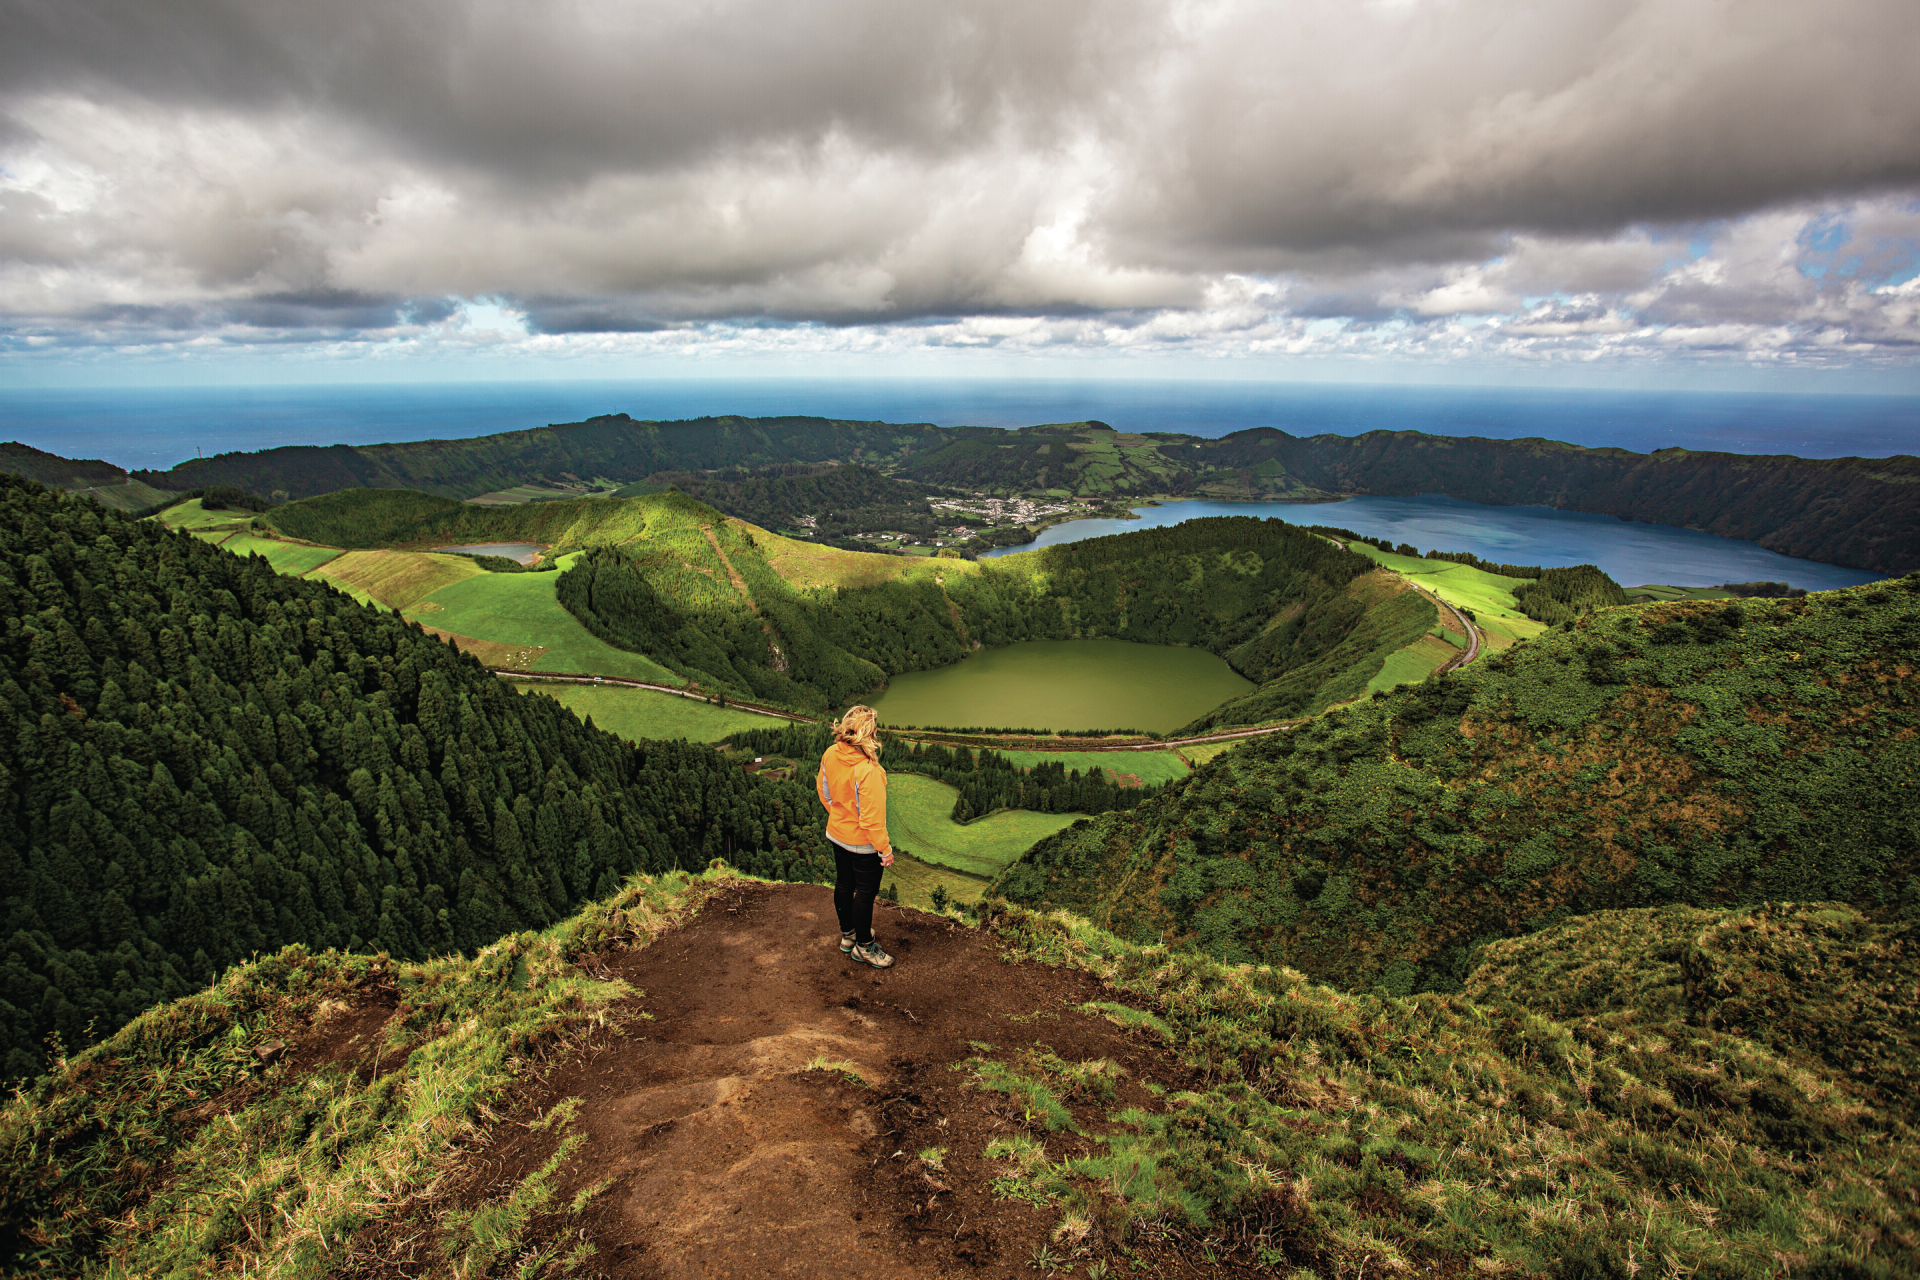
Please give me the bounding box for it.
[465,483,614,506]
[190,530,235,545]
[406,569,682,682]
[994,748,1190,785]
[1175,739,1244,767]
[155,498,253,531]
[1347,544,1546,649]
[219,534,342,575]
[1364,633,1459,695]
[879,850,988,911]
[511,681,783,743]
[757,524,976,589]
[1625,583,1739,602]
[308,548,486,609]
[884,772,1074,882]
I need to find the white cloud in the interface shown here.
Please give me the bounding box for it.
[0,0,1916,376]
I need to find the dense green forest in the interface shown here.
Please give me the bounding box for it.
[995,579,1920,993]
[3,410,1896,572]
[1510,563,1631,623]
[559,510,1430,726]
[0,476,830,1079]
[721,723,1167,822]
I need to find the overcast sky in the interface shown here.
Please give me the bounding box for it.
[2,0,1917,387]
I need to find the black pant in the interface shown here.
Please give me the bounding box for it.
[831,840,884,945]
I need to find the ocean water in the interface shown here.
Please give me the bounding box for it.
[1,379,1917,474]
[985,496,1884,591]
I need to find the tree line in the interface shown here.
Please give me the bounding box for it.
[0,475,831,1079]
[720,725,1166,823]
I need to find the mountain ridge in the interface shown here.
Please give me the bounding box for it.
[4,413,1914,572]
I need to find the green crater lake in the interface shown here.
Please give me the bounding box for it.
[866,639,1253,734]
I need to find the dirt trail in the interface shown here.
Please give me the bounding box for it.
[468,882,1190,1280]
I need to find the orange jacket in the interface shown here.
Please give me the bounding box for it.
[817,741,890,854]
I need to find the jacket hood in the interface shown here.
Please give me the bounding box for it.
[829,740,876,765]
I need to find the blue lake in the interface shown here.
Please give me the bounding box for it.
[983,496,1884,591]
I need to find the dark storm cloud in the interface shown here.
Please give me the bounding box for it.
[0,0,1138,177]
[0,0,1917,352]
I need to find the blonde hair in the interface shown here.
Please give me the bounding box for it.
[833,705,882,759]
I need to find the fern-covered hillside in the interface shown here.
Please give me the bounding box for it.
[0,476,829,1078]
[994,580,1920,993]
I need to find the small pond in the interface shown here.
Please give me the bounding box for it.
[434,542,546,565]
[866,639,1253,735]
[985,495,1883,591]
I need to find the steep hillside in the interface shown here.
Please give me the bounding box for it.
[994,580,1920,992]
[0,476,829,1078]
[559,507,1433,723]
[637,462,947,544]
[6,875,1913,1278]
[0,442,176,512]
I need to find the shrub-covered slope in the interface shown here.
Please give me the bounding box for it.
[0,476,829,1077]
[994,581,1920,992]
[1468,901,1920,1109]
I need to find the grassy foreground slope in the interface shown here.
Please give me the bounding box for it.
[5,870,1914,1278]
[995,580,1920,994]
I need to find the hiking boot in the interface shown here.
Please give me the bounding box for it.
[839,930,856,954]
[851,940,895,969]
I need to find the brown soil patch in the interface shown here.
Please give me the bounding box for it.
[448,882,1237,1279]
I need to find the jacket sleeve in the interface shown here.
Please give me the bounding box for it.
[855,761,891,854]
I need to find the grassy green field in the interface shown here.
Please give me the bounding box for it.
[1347,545,1546,649]
[155,498,253,531]
[307,548,486,609]
[405,569,683,682]
[1364,633,1458,695]
[1175,739,1245,767]
[885,772,1075,883]
[1624,583,1739,602]
[880,851,988,911]
[995,748,1190,785]
[511,681,785,743]
[219,534,343,575]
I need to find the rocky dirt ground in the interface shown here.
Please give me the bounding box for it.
[383,881,1225,1279]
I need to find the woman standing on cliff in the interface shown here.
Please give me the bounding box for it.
[816,705,897,968]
